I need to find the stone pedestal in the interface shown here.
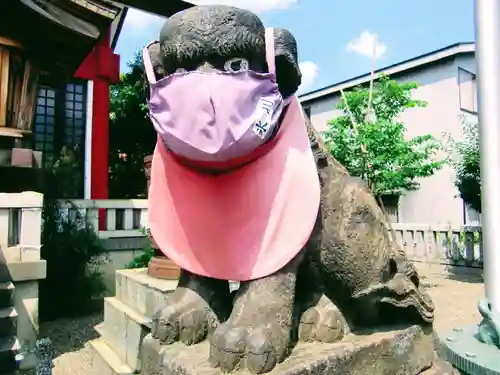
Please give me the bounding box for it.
[86,269,178,375]
[87,268,458,375]
[140,325,454,375]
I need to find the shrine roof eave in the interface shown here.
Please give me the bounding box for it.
[1,0,124,85]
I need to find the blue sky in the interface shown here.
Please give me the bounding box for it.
[115,0,475,95]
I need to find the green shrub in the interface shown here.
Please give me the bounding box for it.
[443,115,481,213]
[38,146,108,321]
[39,200,109,321]
[125,227,154,269]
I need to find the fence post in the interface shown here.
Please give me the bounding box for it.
[19,192,43,262]
[0,206,8,249]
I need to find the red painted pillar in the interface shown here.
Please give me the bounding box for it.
[75,30,120,229]
[91,79,110,229]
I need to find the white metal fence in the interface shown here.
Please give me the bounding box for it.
[390,223,482,268]
[0,196,484,268]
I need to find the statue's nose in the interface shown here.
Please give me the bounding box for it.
[196,61,218,73]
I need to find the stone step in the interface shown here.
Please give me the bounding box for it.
[114,269,239,319]
[0,336,20,374]
[87,338,134,375]
[0,283,14,309]
[115,269,178,319]
[98,297,151,372]
[0,308,17,338]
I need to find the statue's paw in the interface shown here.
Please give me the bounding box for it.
[151,289,219,345]
[298,298,347,343]
[209,322,289,374]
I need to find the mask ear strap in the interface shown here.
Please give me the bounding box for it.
[142,41,159,84]
[264,28,276,75]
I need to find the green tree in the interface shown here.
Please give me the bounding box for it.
[109,52,154,198]
[323,75,445,197]
[444,114,481,213]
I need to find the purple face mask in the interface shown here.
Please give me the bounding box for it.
[143,28,286,163]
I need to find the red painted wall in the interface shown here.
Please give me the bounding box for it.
[74,30,120,229]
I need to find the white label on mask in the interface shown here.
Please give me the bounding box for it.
[253,98,275,139]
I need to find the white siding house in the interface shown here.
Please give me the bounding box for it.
[299,43,478,225]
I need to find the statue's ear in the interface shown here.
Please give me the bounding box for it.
[145,42,166,81]
[142,42,165,101]
[273,28,302,98]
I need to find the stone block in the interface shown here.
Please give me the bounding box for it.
[114,269,239,318]
[99,297,151,371]
[0,260,46,282]
[141,324,436,375]
[0,282,14,309]
[14,280,39,347]
[115,269,177,318]
[0,308,17,338]
[87,338,134,375]
[0,336,20,374]
[10,148,33,168]
[0,247,21,263]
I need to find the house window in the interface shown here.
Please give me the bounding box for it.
[303,106,311,118]
[379,194,400,223]
[458,68,477,114]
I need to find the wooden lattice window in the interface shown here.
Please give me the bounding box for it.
[0,41,40,133]
[33,87,56,167]
[63,83,86,149]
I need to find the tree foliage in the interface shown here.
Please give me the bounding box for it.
[109,53,154,198]
[323,75,445,196]
[444,114,481,213]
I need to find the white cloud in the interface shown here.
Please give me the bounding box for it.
[346,31,387,59]
[299,61,318,91]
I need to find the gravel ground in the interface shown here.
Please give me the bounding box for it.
[40,270,485,375]
[39,312,103,375]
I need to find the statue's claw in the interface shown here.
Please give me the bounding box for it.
[151,287,225,345]
[209,322,289,374]
[298,295,348,343]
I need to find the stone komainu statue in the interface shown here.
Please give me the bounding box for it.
[141,5,434,374]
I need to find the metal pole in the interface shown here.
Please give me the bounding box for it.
[432,3,500,371]
[475,0,500,311]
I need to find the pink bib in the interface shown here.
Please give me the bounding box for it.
[148,97,320,281]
